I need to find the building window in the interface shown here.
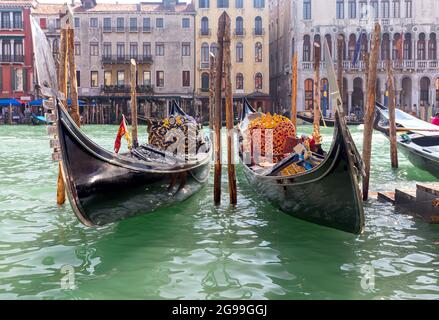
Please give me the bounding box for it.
[303,35,311,61]
[156,43,165,56]
[182,18,190,28]
[370,1,379,18]
[117,43,125,58]
[236,0,243,9]
[236,73,244,90]
[381,33,390,60]
[52,39,59,55]
[305,79,314,110]
[74,17,80,28]
[255,73,263,90]
[76,70,81,87]
[359,1,367,18]
[393,0,401,18]
[201,17,209,35]
[418,33,426,60]
[116,17,124,32]
[1,12,11,29]
[403,33,412,60]
[143,71,151,86]
[303,0,311,20]
[210,43,219,57]
[89,18,98,28]
[236,17,244,35]
[428,33,437,60]
[130,17,137,32]
[236,42,243,62]
[74,42,81,56]
[156,18,164,29]
[55,18,60,29]
[255,16,262,35]
[90,42,99,56]
[405,0,412,18]
[143,42,151,57]
[255,42,263,62]
[130,43,138,59]
[201,42,209,62]
[143,17,151,31]
[40,18,47,29]
[199,0,210,9]
[103,43,111,58]
[182,42,191,56]
[90,71,98,87]
[217,0,229,8]
[117,71,125,86]
[382,1,390,18]
[336,0,345,19]
[156,71,164,87]
[13,12,23,29]
[14,41,23,58]
[348,0,356,19]
[104,71,111,86]
[103,18,111,32]
[254,0,265,8]
[201,72,209,90]
[182,71,190,87]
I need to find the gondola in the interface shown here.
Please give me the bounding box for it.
[374,101,439,179]
[56,100,211,226]
[31,113,53,125]
[238,42,364,234]
[297,112,364,127]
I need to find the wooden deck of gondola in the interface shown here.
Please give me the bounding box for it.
[371,184,439,224]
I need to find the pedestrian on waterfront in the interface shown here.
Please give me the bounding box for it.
[412,104,418,117]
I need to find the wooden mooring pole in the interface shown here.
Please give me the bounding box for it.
[67,27,80,127]
[386,58,398,168]
[130,59,138,148]
[209,53,216,130]
[313,43,322,145]
[223,12,237,205]
[291,52,298,127]
[362,23,381,201]
[213,13,226,205]
[337,35,344,116]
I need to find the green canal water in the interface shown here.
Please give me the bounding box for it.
[0,124,438,300]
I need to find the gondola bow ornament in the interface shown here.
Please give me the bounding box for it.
[114,115,132,153]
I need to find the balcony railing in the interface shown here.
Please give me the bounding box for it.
[234,29,246,37]
[199,28,211,36]
[101,85,154,94]
[301,59,439,71]
[253,28,265,36]
[200,61,210,69]
[0,55,24,63]
[0,23,22,30]
[101,55,153,64]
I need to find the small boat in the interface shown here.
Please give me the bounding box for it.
[297,112,364,127]
[56,100,211,226]
[238,99,364,234]
[31,113,53,125]
[374,101,439,179]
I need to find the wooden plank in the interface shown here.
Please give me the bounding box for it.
[377,191,395,205]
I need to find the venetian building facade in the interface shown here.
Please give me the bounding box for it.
[194,0,271,118]
[0,0,35,103]
[270,0,439,116]
[33,0,195,119]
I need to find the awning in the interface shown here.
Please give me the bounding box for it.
[0,98,22,107]
[29,98,86,107]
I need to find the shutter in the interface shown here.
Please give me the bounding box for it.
[11,68,16,91]
[23,68,27,92]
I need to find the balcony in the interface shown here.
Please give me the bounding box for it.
[0,23,23,30]
[0,55,24,63]
[199,28,211,37]
[101,55,153,65]
[253,28,265,36]
[199,87,209,93]
[101,85,154,94]
[234,29,246,37]
[199,61,210,69]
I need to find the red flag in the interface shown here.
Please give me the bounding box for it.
[114,115,132,153]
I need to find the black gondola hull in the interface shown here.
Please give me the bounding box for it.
[57,103,210,226]
[297,113,363,127]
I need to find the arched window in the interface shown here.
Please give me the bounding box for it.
[255,73,263,90]
[210,42,218,57]
[236,17,243,35]
[236,42,243,62]
[303,35,311,61]
[404,33,412,60]
[418,33,426,60]
[199,0,210,9]
[255,42,262,62]
[255,16,262,35]
[303,0,311,20]
[313,34,321,62]
[359,33,368,60]
[428,33,437,60]
[52,38,59,55]
[305,79,314,110]
[381,33,390,60]
[236,73,244,90]
[325,34,332,58]
[201,42,209,62]
[348,33,356,60]
[436,78,439,107]
[337,34,346,60]
[201,72,210,91]
[392,33,402,60]
[201,17,209,35]
[321,79,329,111]
[420,77,430,105]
